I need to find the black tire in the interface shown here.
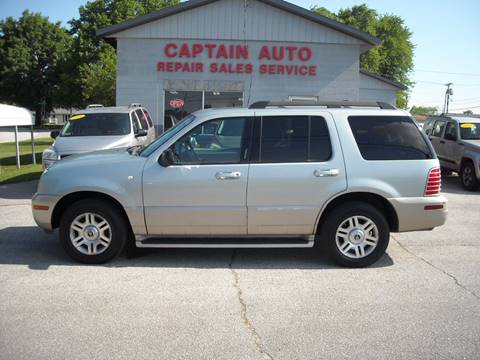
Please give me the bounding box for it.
[320,201,390,268]
[59,199,128,264]
[441,167,452,177]
[460,161,480,191]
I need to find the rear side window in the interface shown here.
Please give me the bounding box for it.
[432,120,446,137]
[256,116,331,163]
[348,116,433,160]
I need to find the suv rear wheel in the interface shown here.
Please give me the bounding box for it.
[460,161,480,191]
[320,202,390,267]
[59,199,127,264]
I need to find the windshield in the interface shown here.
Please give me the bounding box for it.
[460,122,480,140]
[140,115,196,157]
[60,113,131,137]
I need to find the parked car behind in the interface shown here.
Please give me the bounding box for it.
[42,104,155,169]
[33,101,447,267]
[424,114,480,190]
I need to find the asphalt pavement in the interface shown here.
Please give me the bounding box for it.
[0,176,479,360]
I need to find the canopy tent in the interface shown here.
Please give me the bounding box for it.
[0,104,35,169]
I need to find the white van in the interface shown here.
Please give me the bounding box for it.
[42,104,156,169]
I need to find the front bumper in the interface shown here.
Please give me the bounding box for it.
[389,195,448,232]
[31,193,61,232]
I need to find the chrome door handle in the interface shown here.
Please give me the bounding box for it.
[215,171,241,180]
[314,168,339,177]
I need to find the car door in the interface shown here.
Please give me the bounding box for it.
[442,121,462,170]
[247,112,347,235]
[142,116,253,235]
[429,120,446,161]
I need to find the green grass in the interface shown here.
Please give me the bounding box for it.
[0,138,53,184]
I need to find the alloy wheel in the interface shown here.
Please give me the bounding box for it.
[335,215,379,259]
[69,212,112,255]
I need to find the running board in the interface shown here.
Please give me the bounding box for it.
[136,235,315,248]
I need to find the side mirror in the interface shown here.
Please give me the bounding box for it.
[135,129,148,138]
[50,130,59,139]
[158,148,176,167]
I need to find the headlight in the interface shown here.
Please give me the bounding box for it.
[42,147,59,161]
[42,147,60,170]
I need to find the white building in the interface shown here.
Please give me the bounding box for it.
[98,0,406,129]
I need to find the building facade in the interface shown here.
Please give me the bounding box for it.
[98,0,406,129]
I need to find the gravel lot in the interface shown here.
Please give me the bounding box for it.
[0,176,479,360]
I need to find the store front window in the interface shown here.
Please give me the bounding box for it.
[164,90,243,130]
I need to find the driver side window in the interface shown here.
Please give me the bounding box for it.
[172,117,250,165]
[443,122,457,141]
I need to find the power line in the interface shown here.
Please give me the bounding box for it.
[414,80,480,87]
[449,105,480,111]
[451,96,480,102]
[415,69,480,76]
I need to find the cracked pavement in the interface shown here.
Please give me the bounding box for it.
[0,175,479,360]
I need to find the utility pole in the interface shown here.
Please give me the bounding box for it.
[443,83,453,114]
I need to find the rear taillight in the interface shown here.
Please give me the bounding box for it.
[424,167,441,196]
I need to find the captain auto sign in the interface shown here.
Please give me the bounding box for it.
[157,42,317,76]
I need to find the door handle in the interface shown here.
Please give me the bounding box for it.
[440,140,445,144]
[215,171,241,180]
[314,168,339,177]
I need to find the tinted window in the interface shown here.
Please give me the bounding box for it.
[432,120,446,137]
[309,116,332,161]
[443,122,457,141]
[261,116,308,162]
[136,109,149,129]
[173,117,250,164]
[143,110,153,127]
[257,116,331,163]
[131,112,140,133]
[60,113,130,137]
[348,116,433,160]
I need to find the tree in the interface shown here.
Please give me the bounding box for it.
[66,0,180,107]
[463,110,474,116]
[79,46,116,105]
[0,10,72,124]
[312,4,414,108]
[409,106,438,116]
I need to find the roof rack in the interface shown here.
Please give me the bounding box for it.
[129,102,143,108]
[86,104,104,109]
[249,100,396,110]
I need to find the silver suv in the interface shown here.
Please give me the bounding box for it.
[42,104,156,169]
[32,101,447,267]
[423,114,480,191]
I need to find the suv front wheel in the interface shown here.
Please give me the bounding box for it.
[460,161,480,191]
[59,199,128,264]
[321,202,390,267]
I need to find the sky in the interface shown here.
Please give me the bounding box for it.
[1,0,480,113]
